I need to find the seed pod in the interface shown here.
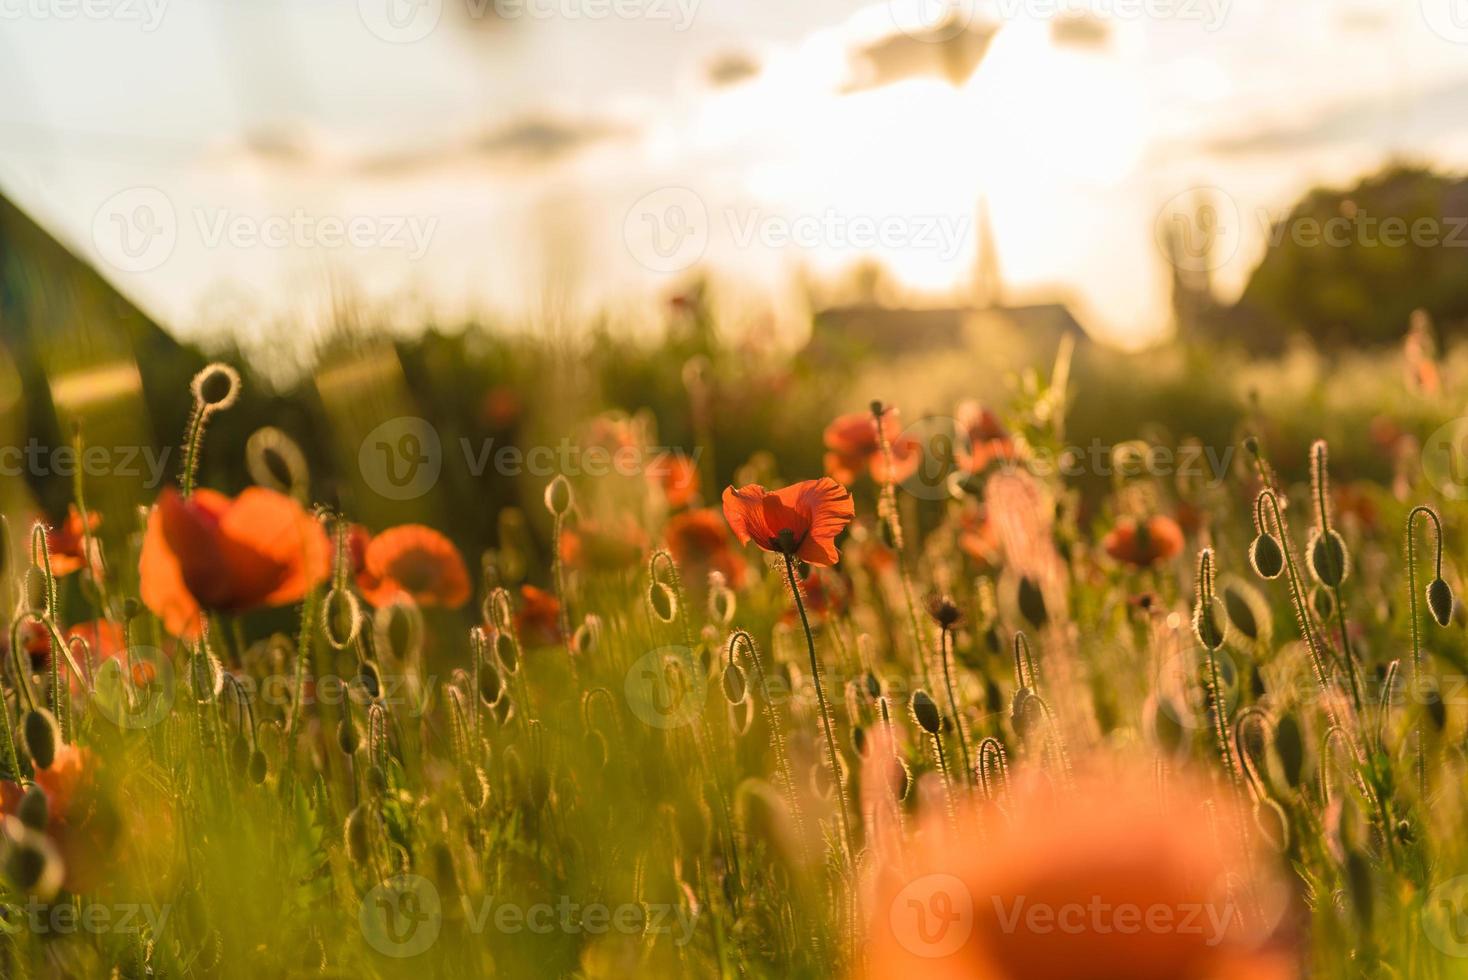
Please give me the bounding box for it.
[911,690,941,735]
[722,662,747,704]
[1011,689,1042,739]
[1307,529,1350,587]
[248,749,268,784]
[1248,533,1284,580]
[21,710,58,771]
[17,786,47,832]
[1428,578,1454,628]
[358,662,382,702]
[478,659,503,706]
[543,475,573,517]
[1192,597,1227,651]
[648,582,677,623]
[337,715,360,755]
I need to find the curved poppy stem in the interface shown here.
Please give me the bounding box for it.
[782,553,855,871]
[938,626,972,786]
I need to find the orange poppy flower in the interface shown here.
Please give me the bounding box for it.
[958,502,1003,569]
[862,758,1296,980]
[823,411,921,486]
[666,508,747,591]
[45,505,99,576]
[139,486,331,639]
[514,584,563,647]
[355,524,471,609]
[1103,515,1185,568]
[721,478,855,567]
[649,452,701,509]
[956,400,1018,474]
[559,517,649,573]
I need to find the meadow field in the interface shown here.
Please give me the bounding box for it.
[0,306,1467,979]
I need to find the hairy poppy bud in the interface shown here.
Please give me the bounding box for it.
[1309,585,1335,621]
[1274,712,1305,789]
[1248,533,1284,580]
[1223,583,1263,641]
[344,807,370,863]
[249,749,268,784]
[1424,687,1447,733]
[460,764,488,809]
[494,631,519,674]
[1308,529,1349,587]
[709,584,736,626]
[543,475,573,517]
[648,582,677,624]
[230,734,250,774]
[1193,597,1227,651]
[21,710,58,771]
[1018,577,1048,628]
[1428,577,1454,628]
[572,617,599,656]
[358,662,382,702]
[17,786,47,832]
[337,715,360,755]
[911,690,941,735]
[478,659,503,706]
[3,821,62,899]
[1254,797,1289,852]
[722,663,747,704]
[851,724,869,757]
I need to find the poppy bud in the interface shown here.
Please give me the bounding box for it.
[230,734,250,774]
[1223,584,1261,641]
[864,671,881,699]
[344,807,370,863]
[21,710,58,771]
[911,690,941,735]
[249,748,268,784]
[337,715,360,755]
[1253,797,1290,852]
[478,660,503,706]
[3,823,62,899]
[648,582,677,624]
[892,758,912,800]
[1248,533,1284,580]
[1274,713,1304,789]
[851,724,869,757]
[1243,435,1260,457]
[722,663,747,704]
[122,597,143,620]
[1309,585,1334,621]
[926,595,962,630]
[709,585,736,626]
[1017,577,1047,628]
[573,618,599,656]
[1147,695,1185,754]
[1193,597,1227,651]
[322,587,361,651]
[459,764,488,809]
[17,786,47,832]
[1428,577,1454,628]
[543,475,573,517]
[358,662,382,702]
[1424,687,1447,733]
[494,631,519,674]
[1307,529,1349,587]
[190,362,241,411]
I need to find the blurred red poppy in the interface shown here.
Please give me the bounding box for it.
[666,508,747,590]
[650,452,701,509]
[823,411,921,486]
[560,517,649,573]
[722,478,855,567]
[58,620,156,693]
[45,505,99,576]
[1103,515,1185,568]
[139,486,331,638]
[956,400,1018,474]
[515,584,563,647]
[0,744,119,894]
[958,502,1003,569]
[355,524,471,609]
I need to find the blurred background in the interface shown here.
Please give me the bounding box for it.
[2,0,1468,575]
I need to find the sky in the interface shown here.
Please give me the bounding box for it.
[2,0,1468,350]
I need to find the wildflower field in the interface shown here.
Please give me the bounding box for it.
[4,321,1468,980]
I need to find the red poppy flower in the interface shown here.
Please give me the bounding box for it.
[823,411,921,486]
[957,502,1003,569]
[956,400,1018,474]
[861,761,1296,980]
[1103,515,1185,568]
[559,517,649,573]
[0,744,119,894]
[139,486,331,639]
[721,478,855,567]
[45,506,99,576]
[514,585,563,647]
[666,508,747,591]
[649,452,701,509]
[355,524,471,609]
